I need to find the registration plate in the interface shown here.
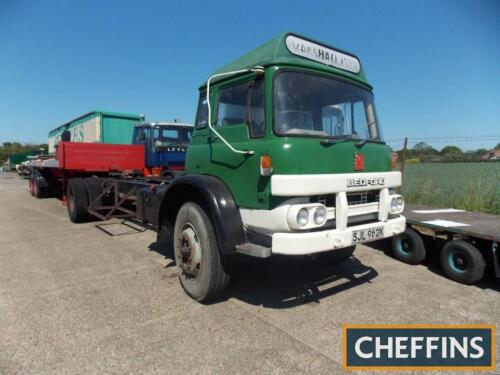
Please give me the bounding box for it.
[352,227,384,243]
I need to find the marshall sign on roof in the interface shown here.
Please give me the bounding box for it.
[285,35,361,74]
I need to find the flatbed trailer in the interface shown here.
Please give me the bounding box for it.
[392,204,500,284]
[28,142,145,199]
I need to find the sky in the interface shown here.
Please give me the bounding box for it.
[1,0,499,150]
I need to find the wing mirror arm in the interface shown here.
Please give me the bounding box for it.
[205,66,265,156]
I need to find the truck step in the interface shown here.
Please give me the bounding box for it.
[235,243,271,258]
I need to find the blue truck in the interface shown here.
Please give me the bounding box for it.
[132,121,194,176]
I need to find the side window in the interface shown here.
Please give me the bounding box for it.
[134,127,149,143]
[248,79,265,138]
[216,82,250,127]
[195,92,208,129]
[215,79,266,138]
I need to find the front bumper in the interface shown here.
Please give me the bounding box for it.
[272,216,406,255]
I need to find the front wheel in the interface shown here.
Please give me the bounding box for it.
[173,202,230,302]
[440,240,485,284]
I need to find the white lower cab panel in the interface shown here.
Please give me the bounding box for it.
[271,216,406,255]
[271,171,401,196]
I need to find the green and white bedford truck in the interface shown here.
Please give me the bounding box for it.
[63,32,406,302]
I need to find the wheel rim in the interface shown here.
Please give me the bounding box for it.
[448,250,468,273]
[396,237,412,254]
[176,223,202,278]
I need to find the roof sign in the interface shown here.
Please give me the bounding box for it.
[285,35,361,74]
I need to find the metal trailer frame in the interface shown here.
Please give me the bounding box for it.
[86,177,169,221]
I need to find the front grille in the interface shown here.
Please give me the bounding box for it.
[312,190,379,207]
[168,160,185,170]
[347,191,379,205]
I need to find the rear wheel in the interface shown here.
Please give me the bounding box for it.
[32,177,45,198]
[67,178,89,223]
[173,202,230,302]
[392,227,426,265]
[84,177,104,207]
[440,240,485,284]
[29,177,35,196]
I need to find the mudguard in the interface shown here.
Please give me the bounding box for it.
[158,174,246,254]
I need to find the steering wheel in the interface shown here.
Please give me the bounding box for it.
[285,112,309,130]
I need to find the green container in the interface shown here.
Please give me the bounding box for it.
[7,151,38,168]
[48,110,145,153]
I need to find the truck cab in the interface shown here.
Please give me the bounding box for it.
[132,121,193,175]
[183,32,405,258]
[61,32,407,302]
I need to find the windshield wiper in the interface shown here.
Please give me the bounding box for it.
[320,136,359,146]
[355,139,386,147]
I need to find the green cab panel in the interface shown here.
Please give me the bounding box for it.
[187,33,392,210]
[187,127,392,210]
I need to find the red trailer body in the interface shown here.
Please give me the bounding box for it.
[57,142,145,172]
[29,142,147,202]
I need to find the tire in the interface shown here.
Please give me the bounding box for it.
[156,217,174,258]
[440,240,485,284]
[392,227,426,265]
[173,202,230,302]
[67,178,89,223]
[311,246,356,265]
[29,177,35,196]
[84,177,104,207]
[33,177,45,198]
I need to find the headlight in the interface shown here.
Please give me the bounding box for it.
[297,208,309,226]
[313,206,327,225]
[396,196,404,211]
[390,196,404,214]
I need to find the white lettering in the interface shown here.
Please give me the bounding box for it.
[285,35,361,74]
[410,337,424,358]
[469,337,484,359]
[355,336,373,359]
[426,337,439,358]
[395,337,409,358]
[375,337,393,358]
[450,337,468,358]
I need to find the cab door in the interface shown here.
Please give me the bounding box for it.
[133,126,154,167]
[186,77,267,208]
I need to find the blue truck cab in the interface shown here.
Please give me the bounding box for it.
[132,121,193,176]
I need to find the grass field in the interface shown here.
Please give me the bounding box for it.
[401,162,500,215]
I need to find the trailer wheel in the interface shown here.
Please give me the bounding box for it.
[67,178,89,223]
[33,177,46,198]
[173,202,230,302]
[392,227,426,265]
[84,177,103,207]
[29,177,35,196]
[311,246,356,265]
[440,240,485,284]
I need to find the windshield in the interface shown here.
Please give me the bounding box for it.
[274,71,382,141]
[153,126,192,147]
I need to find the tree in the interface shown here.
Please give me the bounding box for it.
[474,148,487,157]
[495,143,500,150]
[441,145,462,155]
[413,142,433,151]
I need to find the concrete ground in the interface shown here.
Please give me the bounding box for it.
[0,172,498,374]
